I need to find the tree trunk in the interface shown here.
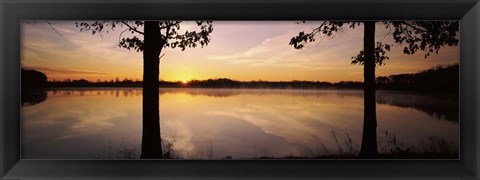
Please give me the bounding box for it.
[141,21,163,159]
[359,21,378,158]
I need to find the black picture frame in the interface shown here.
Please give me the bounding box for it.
[1,0,479,179]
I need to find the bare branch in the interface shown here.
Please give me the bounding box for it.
[118,28,130,45]
[120,21,144,35]
[310,21,327,36]
[401,22,428,33]
[46,21,63,37]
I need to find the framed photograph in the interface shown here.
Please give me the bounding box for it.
[1,0,479,179]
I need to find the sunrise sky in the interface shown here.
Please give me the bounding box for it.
[21,21,459,82]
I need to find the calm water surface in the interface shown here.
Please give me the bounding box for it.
[21,88,459,159]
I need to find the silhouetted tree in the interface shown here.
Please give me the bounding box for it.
[21,68,48,106]
[290,21,458,157]
[21,68,47,88]
[76,21,213,159]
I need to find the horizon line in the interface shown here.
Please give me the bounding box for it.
[46,78,365,84]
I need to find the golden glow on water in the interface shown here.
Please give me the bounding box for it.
[21,88,458,159]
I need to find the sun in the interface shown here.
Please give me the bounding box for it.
[182,80,188,84]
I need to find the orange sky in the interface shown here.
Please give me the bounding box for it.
[21,21,460,82]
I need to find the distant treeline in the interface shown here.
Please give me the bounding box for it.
[45,78,364,90]
[376,63,458,94]
[48,78,141,88]
[21,63,459,94]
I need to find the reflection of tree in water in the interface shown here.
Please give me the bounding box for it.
[21,89,47,106]
[334,91,458,123]
[160,88,242,98]
[51,88,143,97]
[160,88,361,98]
[29,88,458,124]
[160,88,458,123]
[376,92,458,123]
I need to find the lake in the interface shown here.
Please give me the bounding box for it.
[21,88,459,159]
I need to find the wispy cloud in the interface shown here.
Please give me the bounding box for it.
[22,66,105,75]
[206,26,365,72]
[207,30,311,68]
